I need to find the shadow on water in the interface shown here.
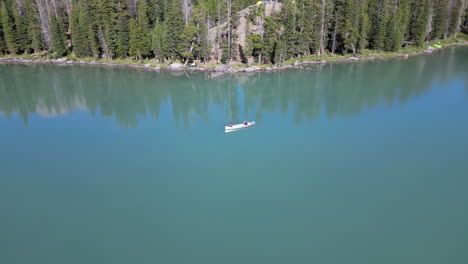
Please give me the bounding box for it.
[0,47,467,129]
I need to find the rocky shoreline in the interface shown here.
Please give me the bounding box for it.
[1,43,467,78]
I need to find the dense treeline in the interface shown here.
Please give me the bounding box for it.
[0,0,467,64]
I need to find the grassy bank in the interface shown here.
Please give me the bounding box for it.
[1,34,467,71]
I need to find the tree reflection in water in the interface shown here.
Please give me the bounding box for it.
[1,47,467,129]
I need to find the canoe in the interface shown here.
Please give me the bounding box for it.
[433,44,442,49]
[225,121,255,131]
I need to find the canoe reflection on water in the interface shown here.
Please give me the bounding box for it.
[225,128,252,133]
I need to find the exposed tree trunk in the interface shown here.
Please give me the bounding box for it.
[50,0,58,18]
[445,0,456,39]
[98,26,111,59]
[455,0,468,37]
[207,14,210,64]
[426,4,433,39]
[184,41,195,66]
[331,12,338,55]
[393,0,399,15]
[226,0,231,63]
[216,0,221,63]
[319,0,326,55]
[14,0,24,15]
[35,0,51,48]
[182,0,191,26]
[64,0,71,31]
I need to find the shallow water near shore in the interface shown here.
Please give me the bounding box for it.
[1,47,468,264]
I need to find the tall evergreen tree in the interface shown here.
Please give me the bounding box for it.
[1,2,19,54]
[409,0,430,46]
[71,3,92,57]
[11,0,30,53]
[152,19,168,61]
[0,4,7,54]
[25,0,44,53]
[358,0,371,50]
[431,0,450,40]
[50,13,67,57]
[129,0,151,59]
[115,4,130,58]
[165,0,184,59]
[262,16,280,63]
[370,0,392,50]
[341,0,360,54]
[282,0,296,59]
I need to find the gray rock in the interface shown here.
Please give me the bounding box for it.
[215,65,230,72]
[169,62,184,70]
[402,54,409,59]
[56,58,66,62]
[244,66,261,72]
[144,63,151,67]
[264,67,272,71]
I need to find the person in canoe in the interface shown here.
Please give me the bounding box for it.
[243,120,248,125]
[228,122,233,127]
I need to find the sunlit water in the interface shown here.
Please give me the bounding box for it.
[1,47,468,264]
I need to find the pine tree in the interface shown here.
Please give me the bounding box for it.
[409,0,430,46]
[262,16,280,63]
[11,0,30,53]
[370,0,392,50]
[115,5,130,58]
[198,6,210,63]
[148,0,165,25]
[129,0,152,59]
[1,2,19,54]
[385,0,411,51]
[0,5,7,54]
[358,0,371,50]
[152,19,167,61]
[165,0,184,59]
[447,0,463,37]
[71,3,92,57]
[297,0,315,56]
[282,0,296,59]
[129,18,138,58]
[431,0,450,40]
[463,5,468,34]
[180,12,198,62]
[25,0,44,53]
[342,0,360,54]
[50,14,67,57]
[99,0,118,59]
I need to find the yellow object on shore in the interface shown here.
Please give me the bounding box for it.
[257,1,262,5]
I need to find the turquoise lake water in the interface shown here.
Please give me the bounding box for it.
[1,47,468,264]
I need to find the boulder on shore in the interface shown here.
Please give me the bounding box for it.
[215,65,233,73]
[423,46,436,54]
[244,66,261,72]
[169,62,184,70]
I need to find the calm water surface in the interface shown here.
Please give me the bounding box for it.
[1,47,468,264]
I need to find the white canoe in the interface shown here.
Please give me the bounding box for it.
[225,121,255,131]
